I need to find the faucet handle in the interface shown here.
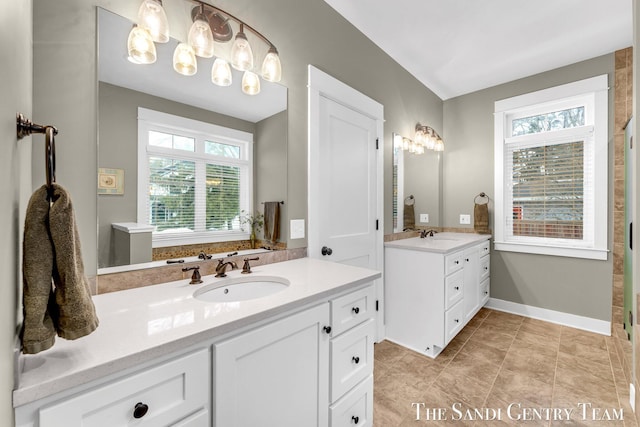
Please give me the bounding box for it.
[182,266,203,284]
[241,257,260,274]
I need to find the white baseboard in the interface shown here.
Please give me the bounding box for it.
[486,298,611,336]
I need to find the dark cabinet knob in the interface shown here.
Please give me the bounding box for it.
[352,307,360,314]
[352,415,360,424]
[323,325,332,334]
[454,319,460,323]
[454,286,459,291]
[133,402,149,419]
[321,246,333,256]
[352,356,360,364]
[454,260,459,265]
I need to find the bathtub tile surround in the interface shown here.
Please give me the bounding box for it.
[373,309,638,426]
[96,247,306,294]
[152,239,287,261]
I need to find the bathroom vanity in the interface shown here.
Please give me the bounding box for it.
[384,233,490,358]
[13,258,379,427]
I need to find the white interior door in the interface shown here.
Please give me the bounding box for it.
[308,65,385,340]
[316,97,377,268]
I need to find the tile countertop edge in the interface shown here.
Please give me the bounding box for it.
[13,258,381,407]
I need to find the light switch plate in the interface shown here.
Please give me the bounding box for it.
[460,214,471,225]
[290,219,305,239]
[420,213,429,223]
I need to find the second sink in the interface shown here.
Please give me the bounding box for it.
[193,276,290,303]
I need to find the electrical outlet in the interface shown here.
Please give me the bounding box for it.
[459,214,471,225]
[420,213,429,223]
[290,219,305,239]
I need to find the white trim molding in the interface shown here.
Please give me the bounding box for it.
[486,297,611,336]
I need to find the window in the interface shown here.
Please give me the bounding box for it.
[137,108,253,247]
[494,75,608,260]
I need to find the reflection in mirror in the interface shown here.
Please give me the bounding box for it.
[392,132,442,233]
[97,7,288,270]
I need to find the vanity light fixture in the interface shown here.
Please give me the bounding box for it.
[129,0,282,95]
[415,124,444,152]
[394,133,425,155]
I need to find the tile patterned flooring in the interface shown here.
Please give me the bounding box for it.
[374,308,637,426]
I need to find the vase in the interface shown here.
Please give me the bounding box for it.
[250,231,256,249]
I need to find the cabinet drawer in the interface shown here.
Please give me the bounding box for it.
[479,256,490,282]
[444,269,463,309]
[444,300,464,344]
[331,285,374,336]
[330,319,375,401]
[39,349,209,427]
[330,375,373,427]
[480,278,490,305]
[173,409,209,427]
[479,240,491,258]
[445,251,464,275]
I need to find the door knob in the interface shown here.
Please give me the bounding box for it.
[321,246,333,256]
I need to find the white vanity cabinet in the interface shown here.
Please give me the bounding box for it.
[214,303,330,427]
[16,284,377,427]
[385,236,490,358]
[15,349,210,427]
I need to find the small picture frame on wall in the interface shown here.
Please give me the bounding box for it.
[98,167,124,195]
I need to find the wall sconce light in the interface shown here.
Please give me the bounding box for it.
[128,0,282,95]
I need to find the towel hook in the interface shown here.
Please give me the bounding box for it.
[404,195,415,205]
[17,113,58,199]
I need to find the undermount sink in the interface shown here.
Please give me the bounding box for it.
[193,276,290,303]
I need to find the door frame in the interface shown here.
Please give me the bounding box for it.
[307,65,385,340]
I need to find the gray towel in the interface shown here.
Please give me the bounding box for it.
[403,203,415,231]
[474,202,490,234]
[263,202,280,244]
[22,184,99,354]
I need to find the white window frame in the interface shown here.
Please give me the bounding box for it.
[137,107,253,248]
[493,75,608,260]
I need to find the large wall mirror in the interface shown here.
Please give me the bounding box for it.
[392,132,442,233]
[97,7,288,270]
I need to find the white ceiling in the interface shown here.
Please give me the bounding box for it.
[323,0,633,100]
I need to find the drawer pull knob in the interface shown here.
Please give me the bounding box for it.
[454,319,460,323]
[352,356,360,364]
[484,291,489,295]
[454,260,459,265]
[133,402,149,419]
[465,258,470,262]
[352,415,360,424]
[323,325,332,334]
[454,286,459,291]
[352,307,360,314]
[484,267,489,271]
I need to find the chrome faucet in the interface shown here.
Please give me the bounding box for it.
[215,259,238,278]
[420,229,437,238]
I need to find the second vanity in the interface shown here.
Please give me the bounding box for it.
[384,232,491,358]
[14,258,380,427]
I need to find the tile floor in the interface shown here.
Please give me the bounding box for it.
[374,308,637,426]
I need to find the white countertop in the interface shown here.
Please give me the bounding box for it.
[13,258,380,407]
[384,232,490,254]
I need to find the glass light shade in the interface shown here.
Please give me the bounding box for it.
[402,137,410,151]
[211,58,232,86]
[242,71,261,95]
[137,0,169,43]
[416,144,425,155]
[261,47,282,82]
[127,26,156,64]
[434,138,445,152]
[188,16,214,58]
[425,132,436,150]
[231,31,254,71]
[414,128,425,146]
[393,134,403,149]
[173,43,197,76]
[408,140,417,153]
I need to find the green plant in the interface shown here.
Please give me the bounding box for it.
[240,210,264,234]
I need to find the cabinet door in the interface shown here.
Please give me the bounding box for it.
[214,304,330,427]
[463,247,479,321]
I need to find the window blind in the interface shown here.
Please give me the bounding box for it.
[504,126,595,247]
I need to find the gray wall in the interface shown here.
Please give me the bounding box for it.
[34,0,443,275]
[97,82,268,267]
[1,0,32,423]
[442,54,615,321]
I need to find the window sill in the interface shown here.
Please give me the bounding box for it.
[494,241,608,260]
